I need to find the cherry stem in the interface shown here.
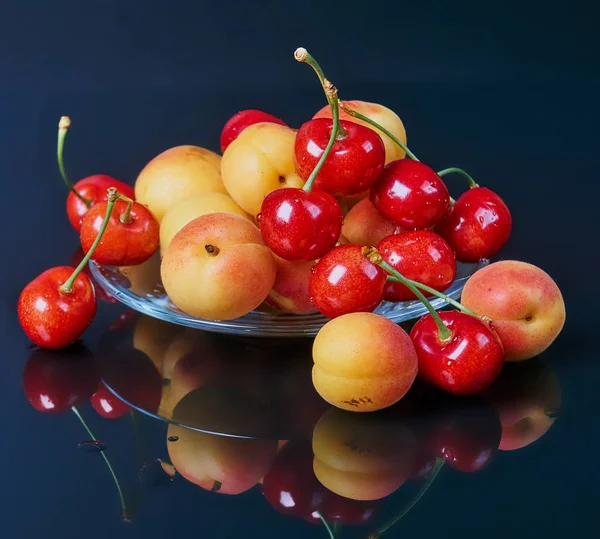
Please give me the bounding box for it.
[71,406,130,522]
[117,193,134,224]
[385,276,487,321]
[367,459,444,539]
[57,116,92,207]
[315,511,336,539]
[338,103,419,161]
[59,188,118,294]
[437,167,478,188]
[303,84,342,193]
[294,47,328,98]
[363,247,451,341]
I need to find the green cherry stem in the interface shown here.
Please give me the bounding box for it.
[59,187,118,294]
[366,459,444,539]
[384,276,486,320]
[437,167,478,188]
[57,116,92,207]
[363,247,451,341]
[316,511,336,539]
[71,406,130,522]
[338,102,420,162]
[295,47,328,97]
[302,83,343,193]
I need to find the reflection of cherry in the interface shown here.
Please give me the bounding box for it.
[424,396,502,472]
[91,382,131,419]
[23,343,98,413]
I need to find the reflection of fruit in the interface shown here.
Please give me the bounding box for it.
[312,408,416,500]
[161,213,276,320]
[482,358,561,450]
[91,382,131,419]
[461,260,566,361]
[167,424,277,495]
[133,315,181,376]
[119,252,162,298]
[221,122,303,216]
[312,313,418,412]
[424,396,502,473]
[135,145,226,223]
[23,344,98,414]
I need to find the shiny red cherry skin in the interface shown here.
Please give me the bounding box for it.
[67,174,135,232]
[71,247,117,303]
[434,187,512,263]
[91,382,131,419]
[220,110,287,152]
[294,118,385,196]
[18,267,97,350]
[309,244,386,318]
[258,188,343,261]
[424,396,502,472]
[410,311,504,396]
[370,159,450,229]
[80,199,159,266]
[377,230,456,302]
[262,440,326,518]
[23,343,98,413]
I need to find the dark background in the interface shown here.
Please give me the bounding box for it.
[1,1,598,538]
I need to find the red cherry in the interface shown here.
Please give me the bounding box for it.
[435,187,512,262]
[309,244,386,318]
[258,188,343,261]
[18,267,97,350]
[220,109,287,152]
[377,230,456,302]
[91,382,131,419]
[80,199,159,266]
[410,311,504,396]
[370,159,450,229]
[294,118,385,196]
[23,343,98,413]
[67,175,135,232]
[71,247,117,303]
[424,397,502,472]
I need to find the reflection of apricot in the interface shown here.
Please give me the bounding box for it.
[132,315,181,376]
[119,251,162,297]
[482,358,561,451]
[167,424,277,495]
[312,408,415,501]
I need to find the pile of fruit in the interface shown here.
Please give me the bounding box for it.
[17,48,566,408]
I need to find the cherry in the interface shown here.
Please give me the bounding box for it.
[57,117,134,232]
[370,159,450,229]
[377,230,456,302]
[91,381,131,419]
[294,117,385,196]
[18,189,118,349]
[435,186,512,262]
[80,193,159,266]
[309,244,386,318]
[410,311,505,396]
[23,343,98,413]
[71,247,117,303]
[220,109,287,152]
[423,396,502,472]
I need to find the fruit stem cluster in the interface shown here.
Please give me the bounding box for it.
[59,188,118,294]
[363,247,452,341]
[57,116,93,207]
[437,167,478,188]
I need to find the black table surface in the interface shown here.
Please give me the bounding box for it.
[1,1,598,538]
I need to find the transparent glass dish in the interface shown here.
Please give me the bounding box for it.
[90,254,487,337]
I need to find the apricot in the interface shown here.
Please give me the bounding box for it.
[167,424,277,495]
[312,408,415,500]
[135,145,226,222]
[159,192,251,256]
[461,260,566,361]
[264,255,318,315]
[161,213,276,320]
[341,198,399,247]
[221,122,304,216]
[312,313,418,412]
[314,100,407,164]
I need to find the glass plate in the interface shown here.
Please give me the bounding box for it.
[90,254,488,337]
